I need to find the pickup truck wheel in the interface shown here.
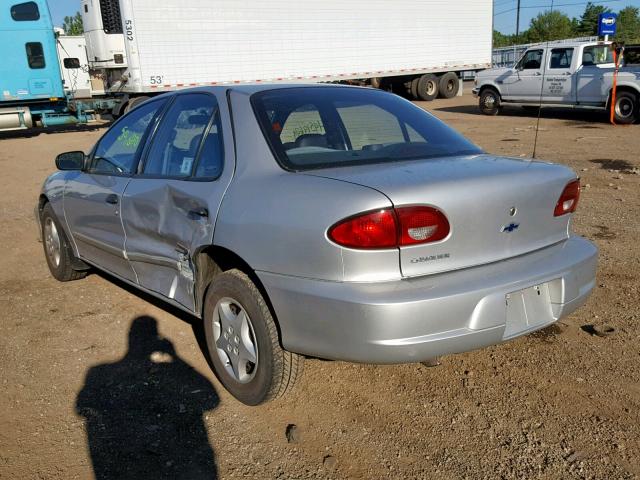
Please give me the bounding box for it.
[613,91,638,124]
[416,74,439,101]
[438,72,459,99]
[41,204,87,282]
[203,269,303,405]
[479,89,501,116]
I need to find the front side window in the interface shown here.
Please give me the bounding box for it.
[549,48,574,69]
[582,46,614,66]
[90,99,164,174]
[518,50,543,70]
[11,2,40,21]
[252,87,482,171]
[143,94,221,178]
[25,42,45,69]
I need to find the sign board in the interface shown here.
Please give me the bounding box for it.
[598,13,618,37]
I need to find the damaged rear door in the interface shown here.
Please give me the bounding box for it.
[121,92,233,311]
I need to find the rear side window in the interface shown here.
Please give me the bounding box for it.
[90,99,164,174]
[25,42,45,69]
[11,2,40,21]
[549,48,573,69]
[582,46,614,66]
[143,94,219,178]
[252,87,481,171]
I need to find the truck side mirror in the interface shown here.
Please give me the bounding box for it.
[63,58,81,69]
[55,151,85,170]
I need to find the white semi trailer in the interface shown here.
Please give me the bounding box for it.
[81,0,493,114]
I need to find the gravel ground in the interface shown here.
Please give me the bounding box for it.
[1,86,639,479]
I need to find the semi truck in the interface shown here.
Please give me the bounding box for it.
[1,0,493,130]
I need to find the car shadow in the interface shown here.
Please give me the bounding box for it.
[431,104,608,123]
[75,315,219,480]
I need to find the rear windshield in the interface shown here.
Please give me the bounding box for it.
[251,87,482,171]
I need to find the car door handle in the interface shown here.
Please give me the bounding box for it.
[188,207,209,218]
[534,72,542,76]
[105,194,119,205]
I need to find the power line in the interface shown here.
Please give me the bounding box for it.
[494,0,621,16]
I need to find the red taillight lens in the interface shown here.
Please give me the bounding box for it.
[328,209,397,249]
[554,179,581,217]
[328,206,450,249]
[396,206,450,246]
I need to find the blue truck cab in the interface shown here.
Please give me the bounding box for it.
[1,1,64,104]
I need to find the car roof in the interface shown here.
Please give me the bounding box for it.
[162,83,366,97]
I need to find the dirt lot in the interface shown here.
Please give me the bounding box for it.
[1,88,639,479]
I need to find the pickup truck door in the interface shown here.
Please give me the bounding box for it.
[63,99,165,282]
[121,92,234,312]
[542,47,577,103]
[503,49,545,102]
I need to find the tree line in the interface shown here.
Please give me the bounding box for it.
[494,2,640,47]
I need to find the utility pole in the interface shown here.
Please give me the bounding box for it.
[515,0,521,38]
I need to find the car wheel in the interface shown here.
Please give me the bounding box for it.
[479,88,501,115]
[438,72,460,99]
[369,77,382,89]
[416,74,439,101]
[203,269,303,405]
[613,91,638,124]
[41,203,87,282]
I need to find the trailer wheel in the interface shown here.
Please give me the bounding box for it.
[369,77,382,89]
[613,91,638,124]
[416,74,439,101]
[410,77,420,100]
[479,88,501,116]
[438,72,460,99]
[124,96,150,114]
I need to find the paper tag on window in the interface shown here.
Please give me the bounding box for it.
[180,157,194,175]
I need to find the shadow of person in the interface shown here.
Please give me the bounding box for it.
[76,316,219,479]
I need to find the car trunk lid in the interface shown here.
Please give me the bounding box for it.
[308,154,577,278]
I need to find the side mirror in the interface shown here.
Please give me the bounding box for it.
[56,151,85,170]
[63,57,81,69]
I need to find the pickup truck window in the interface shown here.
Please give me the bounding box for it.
[549,48,574,69]
[517,50,543,70]
[582,46,614,66]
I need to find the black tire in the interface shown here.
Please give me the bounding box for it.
[409,77,420,100]
[438,72,460,99]
[416,74,439,101]
[41,203,87,282]
[124,96,150,114]
[613,91,638,124]
[369,77,382,89]
[479,88,501,116]
[203,269,303,405]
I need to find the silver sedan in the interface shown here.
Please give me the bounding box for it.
[37,85,597,405]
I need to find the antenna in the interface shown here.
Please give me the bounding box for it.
[532,0,554,159]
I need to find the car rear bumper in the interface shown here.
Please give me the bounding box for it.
[258,236,597,364]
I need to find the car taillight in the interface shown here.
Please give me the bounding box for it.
[396,206,450,246]
[554,179,580,217]
[328,206,450,249]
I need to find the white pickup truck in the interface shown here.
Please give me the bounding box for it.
[473,41,640,124]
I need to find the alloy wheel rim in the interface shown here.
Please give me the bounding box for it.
[44,217,61,267]
[212,297,258,383]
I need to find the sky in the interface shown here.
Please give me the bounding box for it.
[48,0,640,34]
